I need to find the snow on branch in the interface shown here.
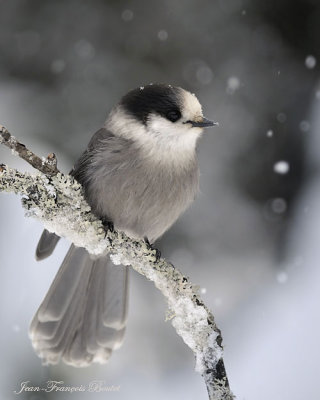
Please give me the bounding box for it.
[0,125,234,400]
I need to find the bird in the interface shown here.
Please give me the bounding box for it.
[29,83,217,367]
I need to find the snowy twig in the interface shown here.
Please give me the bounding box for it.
[0,126,234,400]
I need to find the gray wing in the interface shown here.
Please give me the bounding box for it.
[70,128,118,186]
[35,128,115,261]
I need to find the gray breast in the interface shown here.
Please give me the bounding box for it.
[74,130,199,242]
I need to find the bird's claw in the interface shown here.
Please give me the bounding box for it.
[154,248,161,261]
[101,218,114,236]
[144,237,161,262]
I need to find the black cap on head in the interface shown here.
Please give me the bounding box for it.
[120,84,183,124]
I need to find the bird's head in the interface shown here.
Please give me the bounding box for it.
[106,84,217,160]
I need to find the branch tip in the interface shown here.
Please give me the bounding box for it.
[0,126,59,176]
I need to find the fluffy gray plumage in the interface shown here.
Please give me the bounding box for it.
[30,84,215,367]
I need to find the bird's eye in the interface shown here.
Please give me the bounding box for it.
[166,110,181,122]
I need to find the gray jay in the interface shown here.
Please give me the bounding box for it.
[30,84,216,367]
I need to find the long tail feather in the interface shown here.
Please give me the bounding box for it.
[30,244,129,367]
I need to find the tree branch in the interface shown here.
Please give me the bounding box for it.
[0,125,58,175]
[0,125,234,400]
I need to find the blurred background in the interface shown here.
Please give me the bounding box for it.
[1,0,320,399]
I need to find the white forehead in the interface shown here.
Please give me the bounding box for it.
[180,89,203,120]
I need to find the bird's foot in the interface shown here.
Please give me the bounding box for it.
[101,218,114,236]
[144,237,161,261]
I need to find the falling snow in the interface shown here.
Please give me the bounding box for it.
[305,55,317,69]
[299,120,310,132]
[267,130,273,138]
[196,65,213,85]
[277,113,287,123]
[50,59,66,74]
[276,271,288,284]
[157,30,168,41]
[226,76,240,94]
[121,9,134,22]
[74,39,95,60]
[271,198,287,214]
[274,161,290,174]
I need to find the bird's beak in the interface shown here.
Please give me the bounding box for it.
[189,117,219,128]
